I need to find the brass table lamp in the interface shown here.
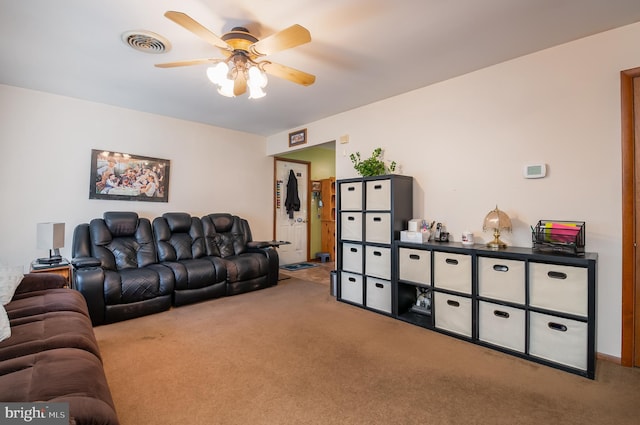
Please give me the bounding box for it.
[482,206,512,249]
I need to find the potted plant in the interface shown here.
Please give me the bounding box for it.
[349,148,397,177]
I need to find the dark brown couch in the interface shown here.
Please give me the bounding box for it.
[0,273,119,425]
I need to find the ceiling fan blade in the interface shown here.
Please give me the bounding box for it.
[234,71,247,96]
[155,58,222,68]
[250,24,311,56]
[262,62,316,86]
[164,11,232,51]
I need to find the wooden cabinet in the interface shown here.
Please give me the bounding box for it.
[320,178,336,261]
[30,260,72,287]
[394,241,597,379]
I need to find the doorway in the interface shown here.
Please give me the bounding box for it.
[274,158,310,265]
[621,66,640,367]
[274,141,337,266]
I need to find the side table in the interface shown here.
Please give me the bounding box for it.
[30,259,72,288]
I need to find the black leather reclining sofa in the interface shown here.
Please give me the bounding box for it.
[72,212,279,325]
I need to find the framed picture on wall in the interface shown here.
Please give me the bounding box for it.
[89,149,170,202]
[289,128,307,147]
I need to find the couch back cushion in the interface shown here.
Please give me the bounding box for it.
[89,212,157,270]
[153,213,206,262]
[201,214,248,258]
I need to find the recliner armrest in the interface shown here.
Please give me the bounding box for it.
[72,256,102,268]
[246,245,280,286]
[74,267,107,326]
[247,240,290,249]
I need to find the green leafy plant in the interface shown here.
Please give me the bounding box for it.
[349,148,397,177]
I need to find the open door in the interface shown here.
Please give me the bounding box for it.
[274,158,310,265]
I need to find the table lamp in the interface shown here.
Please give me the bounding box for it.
[37,222,65,264]
[482,206,512,249]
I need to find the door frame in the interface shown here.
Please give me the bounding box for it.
[273,157,311,261]
[621,67,640,367]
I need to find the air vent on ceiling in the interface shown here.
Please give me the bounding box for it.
[122,30,171,54]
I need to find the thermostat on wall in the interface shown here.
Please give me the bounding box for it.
[523,163,546,179]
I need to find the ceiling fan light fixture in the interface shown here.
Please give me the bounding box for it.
[207,63,229,86]
[248,85,266,99]
[158,12,315,98]
[248,65,268,88]
[247,65,268,99]
[217,78,235,97]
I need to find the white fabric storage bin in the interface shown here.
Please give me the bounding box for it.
[365,213,391,244]
[340,271,363,305]
[340,181,362,210]
[434,292,472,337]
[365,179,391,210]
[478,257,525,304]
[366,277,392,314]
[342,243,363,273]
[529,311,588,371]
[365,245,391,279]
[399,247,431,285]
[478,301,525,353]
[529,263,588,316]
[340,212,362,241]
[433,252,472,294]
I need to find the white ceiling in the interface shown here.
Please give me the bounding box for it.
[2,0,640,137]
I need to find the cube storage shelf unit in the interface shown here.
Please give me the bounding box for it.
[336,175,413,316]
[335,174,597,378]
[395,241,597,379]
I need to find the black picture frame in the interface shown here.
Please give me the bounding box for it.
[89,149,170,202]
[288,128,307,147]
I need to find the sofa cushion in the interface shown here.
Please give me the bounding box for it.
[5,289,90,320]
[0,348,119,425]
[0,311,101,361]
[221,252,269,283]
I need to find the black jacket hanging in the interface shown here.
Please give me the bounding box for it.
[284,169,300,219]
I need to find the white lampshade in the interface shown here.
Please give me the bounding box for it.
[37,222,65,254]
[207,62,229,85]
[248,65,268,88]
[248,85,266,99]
[217,78,235,97]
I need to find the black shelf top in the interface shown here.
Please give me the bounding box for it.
[395,240,597,265]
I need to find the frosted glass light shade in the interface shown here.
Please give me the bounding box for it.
[207,63,229,85]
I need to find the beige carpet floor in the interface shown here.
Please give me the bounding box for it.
[94,277,640,425]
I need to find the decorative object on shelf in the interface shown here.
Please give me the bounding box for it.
[349,148,396,176]
[36,222,65,264]
[482,205,512,249]
[289,128,307,147]
[410,287,432,315]
[532,220,585,255]
[461,231,474,246]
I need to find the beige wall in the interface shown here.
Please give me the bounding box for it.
[267,22,640,358]
[0,85,273,270]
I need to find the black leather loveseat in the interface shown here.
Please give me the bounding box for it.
[72,211,279,325]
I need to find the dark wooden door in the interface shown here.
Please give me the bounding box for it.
[621,67,640,367]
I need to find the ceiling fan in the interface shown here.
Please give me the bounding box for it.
[156,11,316,98]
